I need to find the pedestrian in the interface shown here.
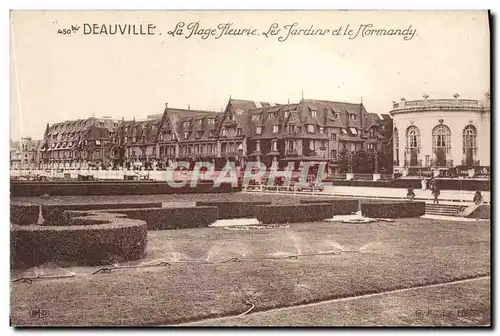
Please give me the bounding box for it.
[432,185,440,204]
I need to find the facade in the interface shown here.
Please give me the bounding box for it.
[11,97,392,173]
[10,137,43,169]
[40,117,120,169]
[390,94,491,177]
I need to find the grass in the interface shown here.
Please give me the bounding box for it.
[190,278,490,326]
[10,200,490,327]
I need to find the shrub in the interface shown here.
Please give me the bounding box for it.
[41,202,162,226]
[11,213,147,269]
[255,204,334,224]
[10,204,40,225]
[107,206,218,230]
[196,201,272,219]
[299,199,359,215]
[361,201,425,218]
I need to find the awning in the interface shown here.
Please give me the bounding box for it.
[95,140,101,145]
[349,127,358,135]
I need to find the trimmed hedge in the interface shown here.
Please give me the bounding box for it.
[361,201,425,218]
[107,206,218,230]
[466,205,490,219]
[255,204,334,224]
[11,212,148,269]
[41,202,162,226]
[11,181,239,197]
[299,199,359,215]
[10,204,40,225]
[196,201,272,219]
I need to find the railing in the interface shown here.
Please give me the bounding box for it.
[392,99,482,110]
[461,160,481,166]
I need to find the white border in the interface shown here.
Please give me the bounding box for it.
[2,1,497,335]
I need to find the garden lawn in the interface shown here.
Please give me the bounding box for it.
[11,217,490,326]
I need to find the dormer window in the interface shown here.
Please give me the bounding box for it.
[197,119,203,126]
[272,140,278,151]
[171,133,176,141]
[184,132,189,139]
[268,112,275,119]
[307,124,315,133]
[310,108,318,118]
[334,113,340,119]
[273,125,279,134]
[319,127,324,134]
[237,128,242,136]
[183,121,190,128]
[256,126,263,135]
[369,128,375,138]
[208,118,214,125]
[221,128,227,137]
[349,114,357,120]
[284,111,290,119]
[159,133,164,141]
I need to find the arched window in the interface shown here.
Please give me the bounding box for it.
[405,126,420,166]
[394,128,399,166]
[432,125,451,166]
[463,125,477,166]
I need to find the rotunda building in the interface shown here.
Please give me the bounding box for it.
[390,94,490,177]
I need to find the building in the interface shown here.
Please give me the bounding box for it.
[10,137,43,169]
[14,97,392,173]
[390,93,491,178]
[40,117,120,169]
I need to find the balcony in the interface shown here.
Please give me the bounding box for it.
[285,149,298,156]
[224,119,238,127]
[461,159,481,167]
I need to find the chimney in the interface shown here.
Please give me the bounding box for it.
[188,104,191,110]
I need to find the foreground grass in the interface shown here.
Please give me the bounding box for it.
[11,218,490,326]
[190,278,490,326]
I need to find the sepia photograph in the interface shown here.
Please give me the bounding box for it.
[9,9,491,327]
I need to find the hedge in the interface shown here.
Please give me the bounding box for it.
[255,204,334,224]
[10,181,239,197]
[41,202,162,226]
[466,205,490,219]
[106,206,218,230]
[11,212,148,269]
[361,201,425,218]
[10,204,40,225]
[299,199,359,215]
[196,201,272,219]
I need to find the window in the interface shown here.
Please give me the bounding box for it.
[221,143,227,153]
[349,114,357,120]
[462,125,477,165]
[195,144,200,154]
[349,127,358,135]
[307,124,315,133]
[237,128,242,136]
[310,109,318,118]
[287,140,295,151]
[197,119,202,126]
[319,127,324,134]
[171,133,176,141]
[152,147,156,155]
[284,111,290,119]
[159,133,164,141]
[183,121,190,128]
[256,141,261,152]
[432,124,451,159]
[221,128,227,137]
[208,118,215,125]
[368,143,376,150]
[210,130,215,137]
[330,149,337,159]
[184,132,189,139]
[256,126,263,135]
[272,140,278,151]
[406,126,420,149]
[252,114,261,122]
[331,133,337,142]
[273,125,279,134]
[160,146,164,155]
[334,113,340,119]
[268,112,275,119]
[201,145,205,153]
[341,128,347,135]
[132,137,136,143]
[394,128,399,166]
[369,128,375,138]
[309,141,315,151]
[289,124,295,133]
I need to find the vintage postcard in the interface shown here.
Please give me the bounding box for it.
[10,10,491,327]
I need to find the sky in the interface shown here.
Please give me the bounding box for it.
[10,10,490,140]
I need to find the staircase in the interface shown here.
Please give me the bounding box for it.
[425,204,468,217]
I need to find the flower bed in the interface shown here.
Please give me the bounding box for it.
[195,201,272,219]
[299,199,359,215]
[41,202,162,226]
[106,206,218,230]
[254,204,335,224]
[10,204,40,225]
[11,212,147,269]
[361,201,426,218]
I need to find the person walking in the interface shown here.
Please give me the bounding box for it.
[432,185,440,204]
